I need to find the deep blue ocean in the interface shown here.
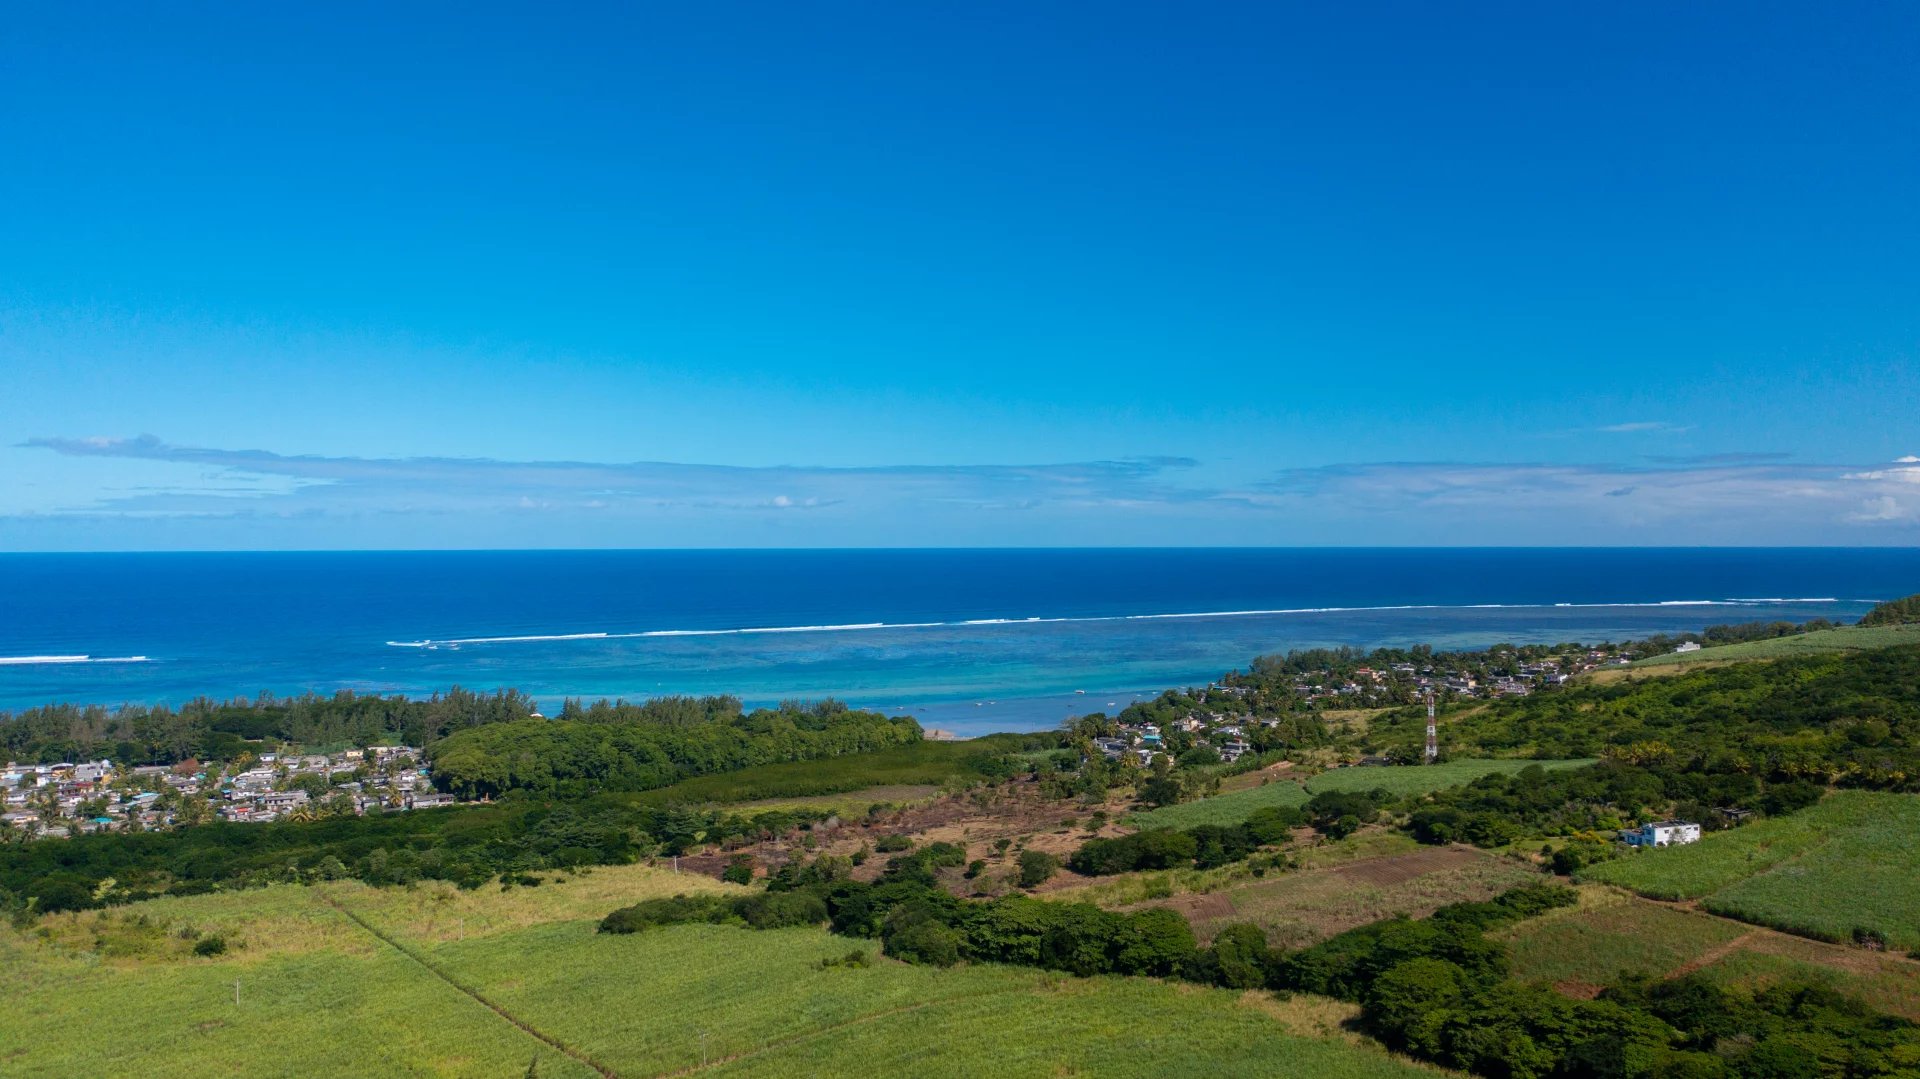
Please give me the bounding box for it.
[2,549,1914,735]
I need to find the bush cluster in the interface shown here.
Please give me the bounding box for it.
[1068,803,1309,876]
[598,890,827,934]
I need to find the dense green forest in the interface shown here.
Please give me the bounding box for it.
[0,689,924,796]
[0,687,538,764]
[426,699,922,798]
[1861,592,1920,626]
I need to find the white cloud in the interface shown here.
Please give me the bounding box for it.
[15,436,1205,520]
[1232,457,1920,537]
[1842,464,1920,485]
[12,436,1920,547]
[1849,496,1912,523]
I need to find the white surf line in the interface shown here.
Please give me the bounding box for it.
[0,654,151,665]
[381,596,1850,649]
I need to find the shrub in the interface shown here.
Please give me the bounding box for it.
[1017,850,1058,888]
[1245,805,1305,844]
[1188,824,1256,869]
[1111,907,1197,976]
[817,948,870,970]
[921,841,967,868]
[875,834,913,853]
[1306,789,1379,837]
[1178,746,1221,768]
[721,854,756,885]
[1196,922,1274,990]
[192,934,227,957]
[599,894,728,933]
[1068,829,1197,875]
[732,891,827,930]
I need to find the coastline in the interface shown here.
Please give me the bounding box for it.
[5,547,1912,719]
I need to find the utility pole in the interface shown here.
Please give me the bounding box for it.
[234,978,241,1006]
[1424,691,1438,764]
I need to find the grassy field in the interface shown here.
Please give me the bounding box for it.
[1499,886,1920,1020]
[1303,758,1596,797]
[2,865,1439,1078]
[626,736,1034,807]
[1127,778,1310,829]
[1580,791,1920,950]
[1631,623,1920,667]
[1694,948,1920,1024]
[1500,888,1750,989]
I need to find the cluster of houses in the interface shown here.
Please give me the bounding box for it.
[1275,650,1637,705]
[2,759,120,837]
[1,746,459,839]
[1091,712,1260,768]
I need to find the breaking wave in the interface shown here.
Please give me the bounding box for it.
[382,597,1844,649]
[0,654,151,666]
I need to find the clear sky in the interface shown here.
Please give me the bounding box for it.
[3,2,1916,548]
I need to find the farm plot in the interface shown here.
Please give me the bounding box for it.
[1127,778,1309,829]
[1500,886,1920,1018]
[1499,889,1751,993]
[1304,758,1595,797]
[3,865,1435,1079]
[1694,948,1920,1023]
[1580,791,1920,950]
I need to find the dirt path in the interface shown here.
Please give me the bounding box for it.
[1632,892,1920,973]
[322,893,619,1078]
[1665,930,1765,979]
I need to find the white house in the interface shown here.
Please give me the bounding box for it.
[1673,641,1703,654]
[1625,820,1701,847]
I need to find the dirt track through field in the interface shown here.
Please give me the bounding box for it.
[322,893,620,1078]
[1665,930,1765,980]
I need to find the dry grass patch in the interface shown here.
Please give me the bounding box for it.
[31,884,372,964]
[1166,847,1541,948]
[343,862,741,944]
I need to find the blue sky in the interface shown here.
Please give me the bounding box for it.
[3,2,1916,548]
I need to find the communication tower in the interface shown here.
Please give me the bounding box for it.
[1424,690,1438,763]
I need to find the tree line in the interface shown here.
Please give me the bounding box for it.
[0,794,833,917]
[0,687,538,765]
[426,699,923,798]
